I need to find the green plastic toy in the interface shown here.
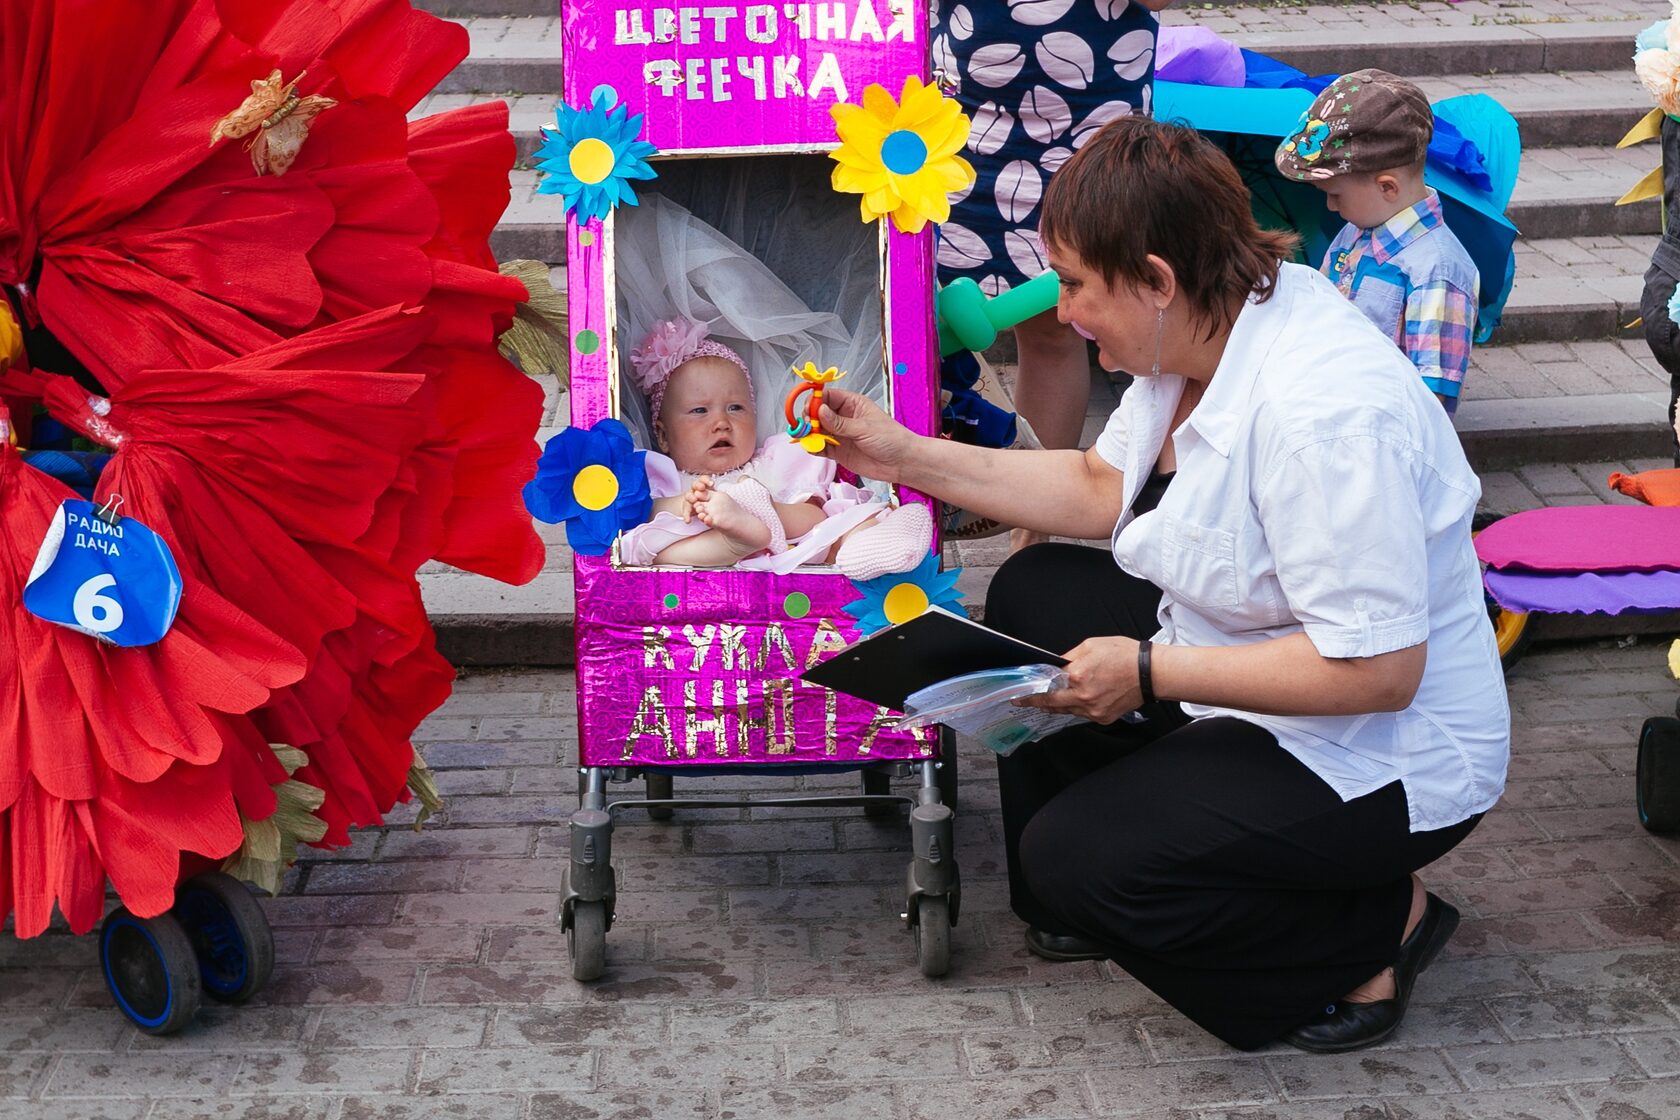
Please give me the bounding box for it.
[935,270,1060,356]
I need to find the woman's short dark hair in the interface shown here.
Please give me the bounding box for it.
[1039,116,1298,339]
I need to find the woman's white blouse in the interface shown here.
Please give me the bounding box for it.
[1091,263,1509,832]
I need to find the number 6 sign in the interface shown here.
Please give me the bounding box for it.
[24,499,183,646]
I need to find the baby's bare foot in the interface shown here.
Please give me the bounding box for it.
[695,488,771,558]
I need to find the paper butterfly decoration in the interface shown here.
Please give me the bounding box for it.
[210,69,338,177]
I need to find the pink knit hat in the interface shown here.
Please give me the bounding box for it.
[629,318,753,417]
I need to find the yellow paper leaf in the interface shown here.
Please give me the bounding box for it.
[1619,108,1666,148]
[1617,166,1665,206]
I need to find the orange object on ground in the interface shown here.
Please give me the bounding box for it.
[1609,468,1680,507]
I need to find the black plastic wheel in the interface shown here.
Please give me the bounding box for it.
[100,908,202,1035]
[173,872,275,1004]
[862,768,898,819]
[569,899,608,982]
[1638,717,1680,834]
[644,771,674,821]
[913,894,952,978]
[1473,522,1533,673]
[1488,600,1533,673]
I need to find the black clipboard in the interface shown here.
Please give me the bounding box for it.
[801,607,1068,711]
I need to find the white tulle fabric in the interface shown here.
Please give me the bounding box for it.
[612,159,888,453]
[619,436,886,571]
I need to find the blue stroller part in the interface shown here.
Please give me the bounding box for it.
[21,448,110,499]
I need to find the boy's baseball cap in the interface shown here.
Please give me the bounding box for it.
[1273,69,1434,182]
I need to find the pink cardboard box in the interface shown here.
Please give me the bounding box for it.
[561,0,945,768]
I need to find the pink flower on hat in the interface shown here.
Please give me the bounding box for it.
[629,317,753,417]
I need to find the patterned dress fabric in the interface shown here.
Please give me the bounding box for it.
[933,0,1160,292]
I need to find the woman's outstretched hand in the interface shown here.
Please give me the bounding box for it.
[1017,636,1144,725]
[818,387,914,484]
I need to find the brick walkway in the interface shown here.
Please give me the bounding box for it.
[3,640,1676,1118]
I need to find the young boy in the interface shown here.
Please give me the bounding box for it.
[1275,69,1479,417]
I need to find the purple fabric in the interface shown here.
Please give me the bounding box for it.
[1157,27,1246,87]
[1484,568,1680,615]
[1475,506,1680,573]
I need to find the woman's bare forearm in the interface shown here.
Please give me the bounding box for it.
[1155,634,1427,716]
[897,438,1125,540]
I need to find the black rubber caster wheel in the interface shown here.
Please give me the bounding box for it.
[1474,523,1532,673]
[862,768,898,819]
[173,872,274,1004]
[100,908,202,1035]
[912,894,952,978]
[1638,717,1680,834]
[1488,602,1532,673]
[644,771,674,821]
[568,899,608,982]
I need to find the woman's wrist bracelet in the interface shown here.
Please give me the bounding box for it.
[1138,639,1156,706]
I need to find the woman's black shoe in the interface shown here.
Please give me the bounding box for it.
[1024,926,1109,962]
[1283,893,1461,1054]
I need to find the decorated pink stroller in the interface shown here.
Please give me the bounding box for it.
[539,0,968,979]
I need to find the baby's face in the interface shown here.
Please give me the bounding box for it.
[655,356,757,474]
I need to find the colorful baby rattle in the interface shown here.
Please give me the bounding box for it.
[785,361,846,453]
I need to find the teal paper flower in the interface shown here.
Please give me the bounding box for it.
[843,552,963,635]
[522,418,651,555]
[535,91,658,223]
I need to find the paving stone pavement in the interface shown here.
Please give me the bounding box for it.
[4,639,1679,1119]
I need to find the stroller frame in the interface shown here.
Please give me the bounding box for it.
[558,0,961,980]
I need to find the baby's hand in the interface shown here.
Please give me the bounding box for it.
[680,476,715,522]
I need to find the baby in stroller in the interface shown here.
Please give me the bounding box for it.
[613,178,930,578]
[620,316,932,577]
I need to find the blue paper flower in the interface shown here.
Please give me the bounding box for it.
[523,418,651,555]
[843,552,963,635]
[535,91,659,224]
[1637,20,1670,54]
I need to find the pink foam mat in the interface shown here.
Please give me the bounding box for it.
[1474,506,1680,574]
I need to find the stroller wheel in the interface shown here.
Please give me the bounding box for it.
[1489,604,1532,672]
[913,895,952,978]
[173,872,274,1004]
[1638,718,1680,834]
[644,771,674,821]
[569,899,608,981]
[100,908,202,1035]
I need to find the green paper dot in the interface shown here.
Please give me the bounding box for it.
[575,329,600,355]
[578,230,596,247]
[663,593,679,609]
[783,592,811,620]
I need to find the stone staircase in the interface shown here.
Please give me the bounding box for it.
[410,0,1679,663]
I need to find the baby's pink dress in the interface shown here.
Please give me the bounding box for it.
[620,436,887,570]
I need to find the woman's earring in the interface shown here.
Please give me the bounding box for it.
[1151,307,1164,378]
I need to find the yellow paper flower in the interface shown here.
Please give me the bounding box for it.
[1669,637,1680,681]
[829,76,976,234]
[0,299,21,372]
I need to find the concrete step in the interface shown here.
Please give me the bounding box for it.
[1164,4,1645,77]
[415,0,551,15]
[1413,70,1649,150]
[435,13,1646,93]
[482,142,1665,266]
[425,443,1680,668]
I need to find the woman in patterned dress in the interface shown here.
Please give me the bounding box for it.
[934,0,1170,542]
